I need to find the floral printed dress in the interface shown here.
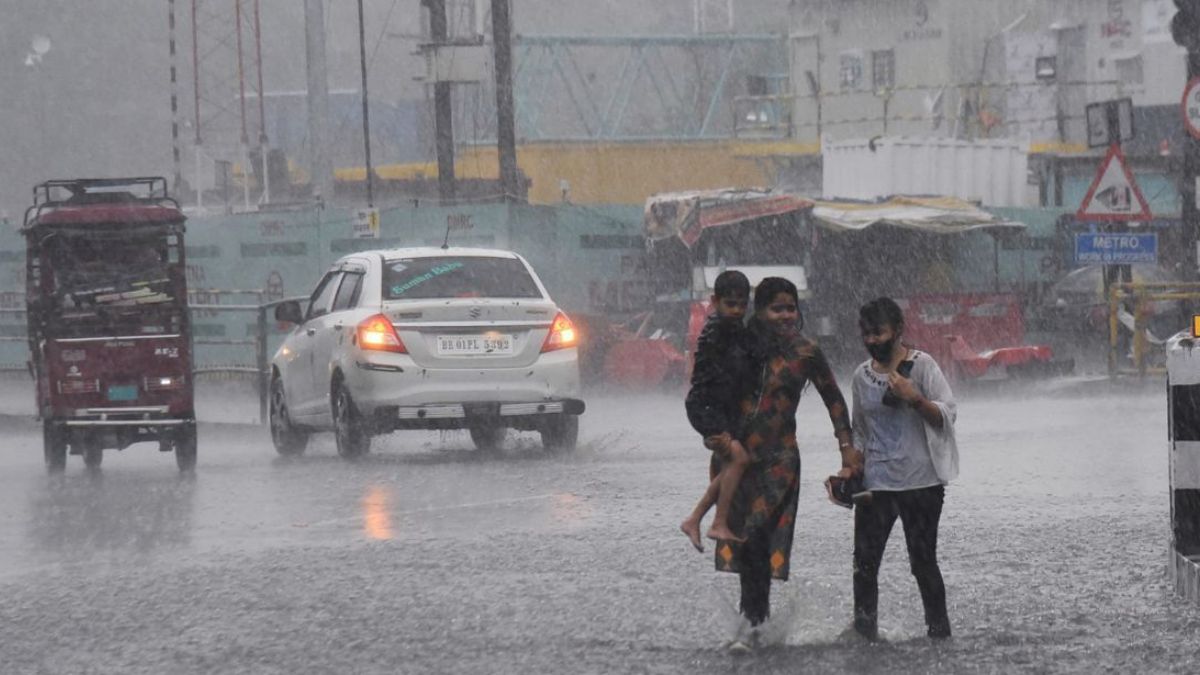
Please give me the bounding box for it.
[714,332,851,580]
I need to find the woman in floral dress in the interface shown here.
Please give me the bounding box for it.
[713,277,860,649]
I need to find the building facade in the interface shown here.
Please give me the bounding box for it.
[776,0,1189,210]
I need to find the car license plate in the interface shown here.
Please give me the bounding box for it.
[107,384,139,401]
[436,334,514,356]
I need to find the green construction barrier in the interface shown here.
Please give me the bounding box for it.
[0,202,645,372]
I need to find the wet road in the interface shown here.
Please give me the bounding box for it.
[0,381,1198,674]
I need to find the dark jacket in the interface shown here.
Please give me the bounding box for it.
[685,314,757,440]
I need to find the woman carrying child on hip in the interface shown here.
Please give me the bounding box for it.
[684,275,861,650]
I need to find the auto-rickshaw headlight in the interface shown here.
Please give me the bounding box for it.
[144,375,186,391]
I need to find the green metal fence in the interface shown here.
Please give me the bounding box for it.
[0,202,646,374]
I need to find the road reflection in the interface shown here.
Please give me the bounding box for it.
[26,471,196,557]
[550,491,591,525]
[362,484,394,540]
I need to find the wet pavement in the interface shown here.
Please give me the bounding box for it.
[0,380,1198,673]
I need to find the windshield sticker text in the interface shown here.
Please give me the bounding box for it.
[390,261,465,296]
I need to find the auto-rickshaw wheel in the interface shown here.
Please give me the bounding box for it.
[176,423,197,472]
[43,422,66,473]
[82,443,103,470]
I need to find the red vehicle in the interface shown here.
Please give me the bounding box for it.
[23,178,197,472]
[901,293,1069,382]
[610,189,814,388]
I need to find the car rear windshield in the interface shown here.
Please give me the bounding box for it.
[382,256,542,300]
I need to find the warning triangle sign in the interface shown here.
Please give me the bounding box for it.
[1076,144,1152,221]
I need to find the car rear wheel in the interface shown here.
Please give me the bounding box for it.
[43,421,66,473]
[333,383,371,459]
[270,377,309,456]
[175,423,198,472]
[469,424,506,452]
[540,415,579,453]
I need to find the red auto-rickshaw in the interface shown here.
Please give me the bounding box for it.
[24,178,197,472]
[607,189,814,387]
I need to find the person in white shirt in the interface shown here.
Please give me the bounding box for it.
[848,297,958,641]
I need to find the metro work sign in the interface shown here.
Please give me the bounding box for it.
[1076,144,1152,221]
[1074,232,1158,264]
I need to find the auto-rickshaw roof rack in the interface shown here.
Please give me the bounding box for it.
[32,177,173,206]
[24,177,181,230]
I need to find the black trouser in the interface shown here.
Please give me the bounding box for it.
[853,485,949,638]
[738,531,772,626]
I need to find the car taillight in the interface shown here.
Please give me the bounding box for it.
[541,312,578,352]
[357,314,407,353]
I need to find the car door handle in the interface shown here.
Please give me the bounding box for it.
[306,328,316,337]
[333,323,344,332]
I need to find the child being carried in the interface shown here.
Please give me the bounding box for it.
[680,270,756,551]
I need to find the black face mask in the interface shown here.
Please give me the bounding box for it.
[866,337,897,364]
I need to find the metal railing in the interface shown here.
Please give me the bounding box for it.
[0,306,31,376]
[0,290,307,424]
[732,79,1125,140]
[188,291,307,424]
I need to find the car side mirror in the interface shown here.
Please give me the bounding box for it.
[274,300,304,325]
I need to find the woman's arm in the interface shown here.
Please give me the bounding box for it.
[807,345,860,469]
[888,358,955,430]
[809,345,851,435]
[909,395,945,429]
[851,376,866,444]
[847,375,867,475]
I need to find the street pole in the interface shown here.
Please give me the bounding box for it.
[191,0,204,209]
[426,0,456,203]
[1098,101,1136,373]
[1174,1,1200,278]
[491,0,521,202]
[1101,104,1133,306]
[253,0,270,205]
[1183,50,1200,278]
[168,0,184,196]
[304,0,334,204]
[357,0,375,208]
[28,57,49,182]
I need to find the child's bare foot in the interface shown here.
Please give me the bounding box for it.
[706,524,744,542]
[680,519,704,552]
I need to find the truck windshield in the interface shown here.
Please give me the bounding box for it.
[39,233,183,337]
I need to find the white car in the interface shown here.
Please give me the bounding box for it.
[268,247,584,458]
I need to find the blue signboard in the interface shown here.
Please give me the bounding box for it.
[1074,232,1157,264]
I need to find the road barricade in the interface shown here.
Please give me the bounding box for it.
[1108,282,1200,378]
[1166,332,1200,604]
